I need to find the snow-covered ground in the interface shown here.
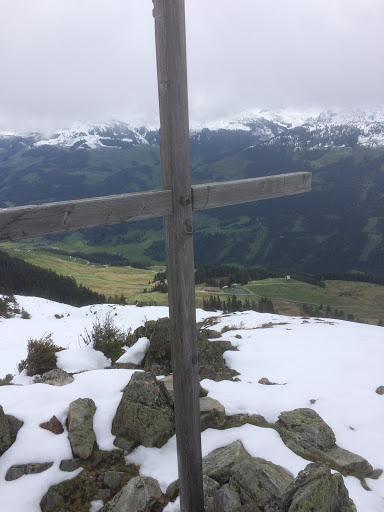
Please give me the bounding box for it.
[0,296,383,511]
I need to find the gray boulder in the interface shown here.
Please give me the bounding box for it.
[131,318,238,380]
[40,368,74,386]
[6,414,24,444]
[229,458,294,510]
[100,475,165,512]
[276,408,375,479]
[103,470,125,489]
[197,334,238,382]
[112,371,175,448]
[59,458,82,472]
[160,375,174,400]
[159,374,208,401]
[202,440,252,484]
[132,317,172,375]
[203,475,221,512]
[200,397,226,431]
[0,405,12,456]
[40,491,65,512]
[213,484,242,512]
[222,413,270,430]
[67,398,96,459]
[5,462,53,481]
[376,385,384,395]
[280,462,357,512]
[258,377,278,385]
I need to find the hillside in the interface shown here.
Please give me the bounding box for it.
[2,248,384,325]
[1,106,384,274]
[0,250,106,306]
[0,296,383,511]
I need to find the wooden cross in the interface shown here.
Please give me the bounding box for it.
[0,1,311,511]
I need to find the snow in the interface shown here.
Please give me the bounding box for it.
[2,105,384,150]
[116,337,150,365]
[127,424,306,493]
[0,296,384,511]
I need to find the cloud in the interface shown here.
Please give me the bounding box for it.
[1,0,383,132]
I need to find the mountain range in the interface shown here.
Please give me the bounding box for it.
[1,105,384,152]
[1,106,384,275]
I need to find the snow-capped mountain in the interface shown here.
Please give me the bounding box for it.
[33,121,159,150]
[1,106,384,151]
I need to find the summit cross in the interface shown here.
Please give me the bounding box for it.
[0,1,311,511]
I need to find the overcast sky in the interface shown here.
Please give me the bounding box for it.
[1,0,383,133]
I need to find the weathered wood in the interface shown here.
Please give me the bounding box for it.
[153,0,205,511]
[192,171,311,211]
[0,173,312,243]
[0,189,172,242]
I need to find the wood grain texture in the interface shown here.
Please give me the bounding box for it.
[153,0,205,510]
[0,190,172,242]
[192,172,312,211]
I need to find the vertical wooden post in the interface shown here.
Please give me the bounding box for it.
[153,1,205,511]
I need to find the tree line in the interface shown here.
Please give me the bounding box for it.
[0,250,106,307]
[203,294,275,314]
[195,265,324,287]
[41,248,150,269]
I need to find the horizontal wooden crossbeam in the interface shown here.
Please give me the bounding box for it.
[192,171,311,210]
[0,172,311,242]
[0,190,173,242]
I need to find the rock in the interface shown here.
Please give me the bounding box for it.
[258,377,278,385]
[203,475,221,512]
[67,398,96,459]
[280,462,357,512]
[198,334,239,382]
[40,415,64,434]
[205,329,222,339]
[103,470,125,489]
[376,385,384,395]
[276,408,374,479]
[200,397,226,431]
[40,368,74,386]
[0,405,12,456]
[99,475,165,512]
[277,408,336,452]
[134,317,172,375]
[202,440,252,484]
[214,484,242,512]
[160,375,208,400]
[325,445,375,479]
[166,479,180,501]
[108,362,139,370]
[59,458,82,472]
[112,371,175,448]
[113,437,137,453]
[42,450,138,511]
[229,458,294,510]
[222,413,270,430]
[234,334,242,339]
[369,468,383,479]
[40,491,65,512]
[6,414,24,444]
[94,489,112,501]
[132,318,238,380]
[159,375,175,403]
[5,462,54,481]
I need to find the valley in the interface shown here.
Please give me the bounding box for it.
[1,107,384,275]
[2,247,384,326]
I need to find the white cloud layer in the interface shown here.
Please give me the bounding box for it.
[1,0,383,132]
